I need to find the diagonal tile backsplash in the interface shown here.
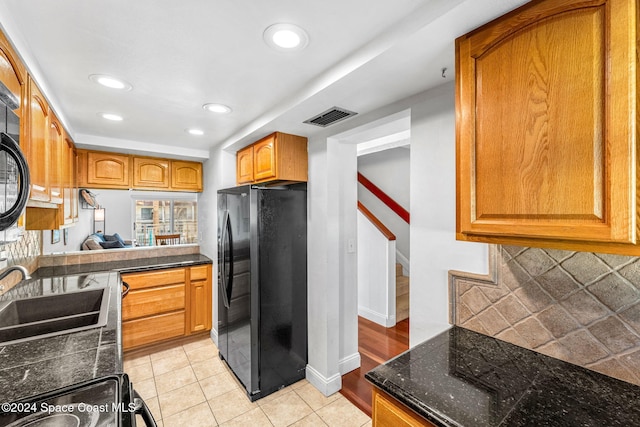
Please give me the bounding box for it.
[452,245,640,386]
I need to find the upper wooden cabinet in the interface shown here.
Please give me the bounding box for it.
[78,149,203,192]
[171,160,202,192]
[134,156,170,190]
[236,145,254,184]
[86,151,131,189]
[48,112,63,204]
[456,0,640,255]
[26,78,50,202]
[236,132,307,185]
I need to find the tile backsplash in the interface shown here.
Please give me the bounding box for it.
[451,245,640,386]
[0,230,41,291]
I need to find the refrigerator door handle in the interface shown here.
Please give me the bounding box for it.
[220,210,233,309]
[225,211,234,307]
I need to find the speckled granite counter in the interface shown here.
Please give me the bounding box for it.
[0,254,212,403]
[365,326,640,426]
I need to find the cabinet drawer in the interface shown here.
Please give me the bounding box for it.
[122,311,185,350]
[122,284,185,321]
[373,389,435,427]
[191,265,209,281]
[122,268,186,290]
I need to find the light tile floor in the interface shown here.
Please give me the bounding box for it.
[124,336,372,427]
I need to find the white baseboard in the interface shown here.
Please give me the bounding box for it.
[339,352,361,375]
[210,328,218,347]
[396,249,410,276]
[358,306,396,328]
[306,365,342,397]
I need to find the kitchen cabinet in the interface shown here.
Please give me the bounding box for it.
[235,132,307,185]
[60,134,78,225]
[26,77,50,202]
[0,32,25,118]
[189,264,212,333]
[372,388,435,427]
[48,112,63,204]
[133,156,170,190]
[121,268,186,350]
[86,150,131,189]
[236,145,254,184]
[121,264,212,350]
[456,0,640,255]
[77,149,204,192]
[171,160,202,192]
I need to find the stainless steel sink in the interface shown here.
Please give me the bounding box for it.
[0,288,110,345]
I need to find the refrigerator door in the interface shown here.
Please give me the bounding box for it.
[256,185,307,397]
[217,192,229,361]
[218,186,255,394]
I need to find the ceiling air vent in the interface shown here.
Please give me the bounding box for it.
[303,107,358,127]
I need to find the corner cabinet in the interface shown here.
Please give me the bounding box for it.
[456,0,640,255]
[121,264,212,351]
[236,132,307,185]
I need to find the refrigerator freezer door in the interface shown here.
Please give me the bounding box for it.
[256,186,307,397]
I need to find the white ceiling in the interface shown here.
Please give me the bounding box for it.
[0,0,529,160]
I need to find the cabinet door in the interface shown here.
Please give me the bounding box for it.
[171,160,202,191]
[236,146,254,184]
[133,156,170,189]
[61,137,74,225]
[189,265,212,333]
[87,151,131,188]
[48,114,63,204]
[456,0,636,246]
[27,79,49,202]
[253,135,276,182]
[122,311,185,350]
[372,388,435,427]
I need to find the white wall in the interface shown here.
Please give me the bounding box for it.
[357,210,396,327]
[357,147,410,261]
[198,145,237,346]
[408,83,489,345]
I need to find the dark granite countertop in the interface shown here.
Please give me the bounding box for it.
[365,326,640,426]
[0,253,212,403]
[36,253,213,277]
[0,271,122,403]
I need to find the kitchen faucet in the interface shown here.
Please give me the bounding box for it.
[0,265,31,291]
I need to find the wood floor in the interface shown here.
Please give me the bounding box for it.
[340,316,409,417]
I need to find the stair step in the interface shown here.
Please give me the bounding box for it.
[396,277,409,296]
[396,263,403,277]
[396,291,409,322]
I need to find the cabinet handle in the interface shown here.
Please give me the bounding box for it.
[122,281,130,298]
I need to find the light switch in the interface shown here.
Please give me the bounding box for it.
[347,238,356,253]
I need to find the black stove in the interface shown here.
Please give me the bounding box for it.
[0,374,155,427]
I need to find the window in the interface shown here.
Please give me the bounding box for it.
[133,196,197,246]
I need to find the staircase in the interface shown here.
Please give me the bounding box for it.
[396,263,409,322]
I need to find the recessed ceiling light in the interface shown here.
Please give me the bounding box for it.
[186,129,204,136]
[89,74,132,91]
[202,103,232,114]
[263,24,309,51]
[98,112,124,121]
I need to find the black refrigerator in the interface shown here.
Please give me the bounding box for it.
[217,183,307,401]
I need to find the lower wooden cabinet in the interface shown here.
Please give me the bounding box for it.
[121,264,212,350]
[372,388,435,427]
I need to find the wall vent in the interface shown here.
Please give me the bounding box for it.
[303,107,358,127]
